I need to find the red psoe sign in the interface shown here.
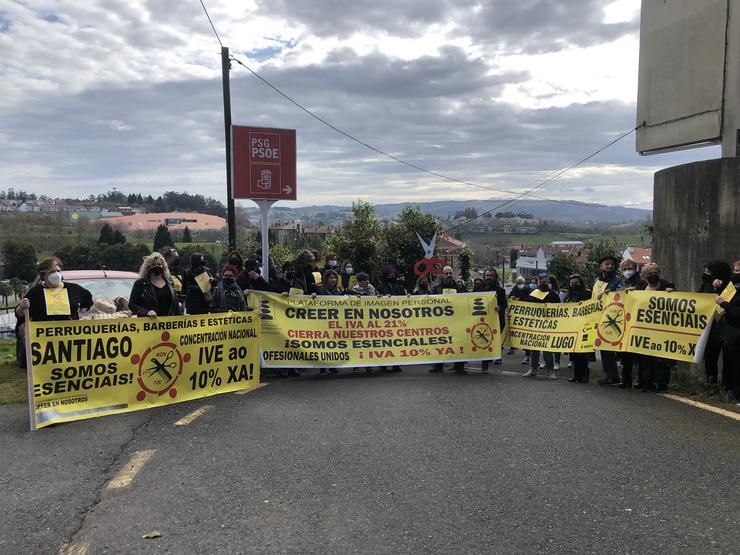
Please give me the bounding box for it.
[232,125,296,200]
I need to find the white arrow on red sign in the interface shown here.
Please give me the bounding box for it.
[283,185,293,195]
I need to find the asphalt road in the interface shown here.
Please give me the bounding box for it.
[1,356,738,554]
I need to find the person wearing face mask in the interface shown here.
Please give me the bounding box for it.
[522,271,560,379]
[714,259,740,404]
[594,255,625,385]
[378,265,407,296]
[236,258,270,294]
[16,256,93,323]
[339,260,356,292]
[290,250,317,295]
[565,274,592,383]
[430,266,468,374]
[210,264,247,313]
[635,263,675,392]
[528,278,538,291]
[617,260,646,387]
[697,260,731,384]
[477,269,507,371]
[270,261,297,295]
[322,252,340,274]
[181,252,214,315]
[129,252,179,317]
[508,276,530,361]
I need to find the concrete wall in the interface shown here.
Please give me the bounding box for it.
[653,157,740,292]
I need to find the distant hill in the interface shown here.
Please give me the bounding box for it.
[257,199,651,224]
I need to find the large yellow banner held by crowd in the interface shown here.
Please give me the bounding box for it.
[26,313,261,430]
[252,292,502,368]
[505,291,716,363]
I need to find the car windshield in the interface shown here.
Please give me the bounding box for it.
[65,278,137,300]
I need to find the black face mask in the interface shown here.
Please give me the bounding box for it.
[150,267,164,276]
[387,276,397,283]
[732,273,740,285]
[646,274,660,285]
[701,273,713,283]
[571,284,583,292]
[601,269,615,279]
[538,283,549,292]
[223,277,235,286]
[285,272,295,280]
[418,282,429,291]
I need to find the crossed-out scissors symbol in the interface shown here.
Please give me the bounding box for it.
[603,313,623,336]
[413,232,445,278]
[146,351,177,382]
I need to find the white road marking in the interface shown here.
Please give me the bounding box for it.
[174,405,213,426]
[107,450,156,489]
[59,543,88,555]
[234,383,268,395]
[661,394,740,422]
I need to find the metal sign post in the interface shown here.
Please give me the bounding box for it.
[255,199,276,281]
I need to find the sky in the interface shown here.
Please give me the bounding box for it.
[0,0,721,210]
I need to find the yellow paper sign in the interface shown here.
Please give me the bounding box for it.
[529,288,548,300]
[348,275,358,289]
[313,271,322,285]
[442,288,457,295]
[194,272,212,294]
[719,281,737,303]
[592,280,607,299]
[289,287,304,295]
[43,288,71,316]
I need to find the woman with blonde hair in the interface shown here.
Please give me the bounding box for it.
[129,252,178,317]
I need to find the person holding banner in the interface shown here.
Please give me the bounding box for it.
[595,255,624,386]
[617,259,646,388]
[714,259,740,404]
[351,272,377,296]
[236,258,270,294]
[270,261,297,295]
[378,265,407,296]
[522,271,560,379]
[635,263,675,392]
[210,264,248,313]
[181,253,214,315]
[479,269,507,371]
[129,252,179,317]
[15,256,93,323]
[508,276,530,361]
[565,274,592,383]
[700,260,732,384]
[291,250,317,295]
[339,260,356,292]
[412,276,431,295]
[430,266,468,374]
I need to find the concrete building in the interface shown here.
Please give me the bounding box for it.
[97,212,226,231]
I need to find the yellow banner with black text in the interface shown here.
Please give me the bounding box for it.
[26,313,261,430]
[504,291,716,363]
[251,292,502,367]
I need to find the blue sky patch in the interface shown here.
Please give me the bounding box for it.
[0,11,11,33]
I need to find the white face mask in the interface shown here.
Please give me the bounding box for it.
[517,284,525,290]
[623,269,635,279]
[328,260,338,267]
[345,266,353,275]
[47,271,62,286]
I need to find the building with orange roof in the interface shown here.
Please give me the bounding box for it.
[97,212,226,231]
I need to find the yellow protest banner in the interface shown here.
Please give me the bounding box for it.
[26,313,261,430]
[252,292,501,367]
[43,288,71,316]
[596,291,716,363]
[504,299,601,352]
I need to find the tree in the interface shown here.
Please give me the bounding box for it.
[379,205,438,285]
[98,243,151,272]
[54,244,98,270]
[153,225,173,252]
[8,277,25,301]
[98,223,115,245]
[324,201,382,277]
[1,241,37,281]
[458,247,473,282]
[0,282,12,308]
[112,229,126,244]
[182,226,193,243]
[453,207,478,220]
[547,253,586,289]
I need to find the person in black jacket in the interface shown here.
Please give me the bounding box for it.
[564,274,591,383]
[210,264,247,313]
[377,265,407,296]
[430,266,468,374]
[291,250,317,295]
[700,260,732,384]
[129,252,179,317]
[715,259,740,404]
[477,268,507,372]
[270,261,297,295]
[522,271,560,379]
[617,259,646,388]
[236,258,270,293]
[181,253,213,315]
[636,263,675,392]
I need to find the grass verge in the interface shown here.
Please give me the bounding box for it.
[0,340,26,405]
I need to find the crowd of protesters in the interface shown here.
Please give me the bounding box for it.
[12,246,740,404]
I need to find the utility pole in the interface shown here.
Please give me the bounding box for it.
[222,46,236,251]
